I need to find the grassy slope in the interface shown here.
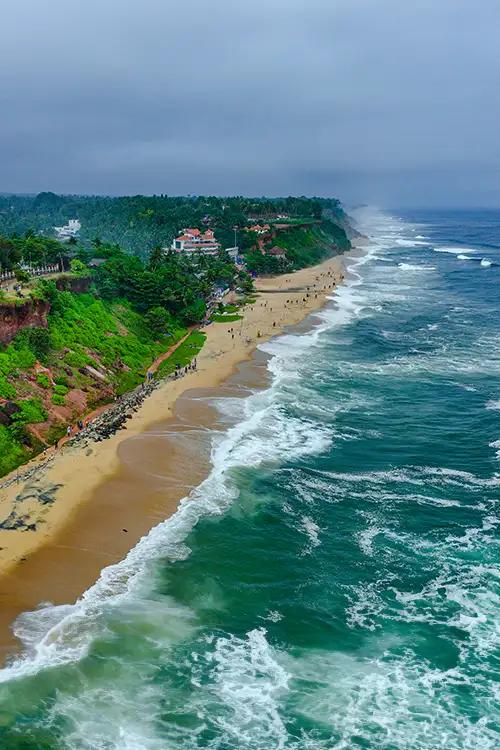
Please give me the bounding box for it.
[155,331,206,378]
[0,292,187,477]
[274,222,349,268]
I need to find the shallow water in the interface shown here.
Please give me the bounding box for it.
[0,207,498,749]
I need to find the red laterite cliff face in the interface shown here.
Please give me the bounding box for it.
[0,300,51,345]
[0,276,91,345]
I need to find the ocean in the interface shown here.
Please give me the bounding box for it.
[0,208,498,749]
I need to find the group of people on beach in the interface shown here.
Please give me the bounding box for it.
[257,268,343,333]
[173,358,197,379]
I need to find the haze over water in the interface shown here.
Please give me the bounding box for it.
[0,208,498,749]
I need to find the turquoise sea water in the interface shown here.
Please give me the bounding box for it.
[0,208,498,749]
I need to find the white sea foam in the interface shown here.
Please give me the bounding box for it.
[398,263,436,271]
[285,641,498,750]
[457,254,474,260]
[202,628,289,749]
[260,610,283,623]
[300,515,321,552]
[395,239,429,247]
[481,258,492,267]
[357,525,380,556]
[489,439,500,460]
[317,465,500,494]
[486,399,500,411]
[434,246,478,254]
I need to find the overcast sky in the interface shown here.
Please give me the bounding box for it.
[1,0,499,206]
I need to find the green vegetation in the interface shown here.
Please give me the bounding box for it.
[0,397,47,475]
[36,373,51,388]
[0,375,16,399]
[210,301,244,322]
[211,314,243,323]
[0,194,350,259]
[11,397,47,426]
[0,192,352,479]
[48,291,187,393]
[91,243,241,325]
[0,426,26,477]
[0,339,37,376]
[69,258,87,276]
[155,331,206,379]
[0,232,64,270]
[245,223,349,274]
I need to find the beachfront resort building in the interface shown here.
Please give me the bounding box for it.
[54,219,81,241]
[170,228,221,255]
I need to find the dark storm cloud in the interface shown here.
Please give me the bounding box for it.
[1,0,499,205]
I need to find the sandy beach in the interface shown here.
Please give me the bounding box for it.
[0,255,345,661]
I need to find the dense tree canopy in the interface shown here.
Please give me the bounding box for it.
[0,194,349,259]
[92,243,245,325]
[0,233,63,270]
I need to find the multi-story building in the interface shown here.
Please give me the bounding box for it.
[170,228,221,255]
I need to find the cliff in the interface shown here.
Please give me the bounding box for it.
[0,300,51,345]
[0,276,91,345]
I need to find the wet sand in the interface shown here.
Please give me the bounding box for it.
[0,255,346,662]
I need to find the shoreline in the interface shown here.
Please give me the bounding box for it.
[0,254,347,662]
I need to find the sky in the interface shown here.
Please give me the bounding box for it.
[1,0,499,207]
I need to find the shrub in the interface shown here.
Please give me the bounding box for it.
[144,306,174,336]
[64,350,91,368]
[20,328,51,362]
[36,373,51,388]
[51,393,66,405]
[0,425,26,477]
[13,267,31,284]
[0,375,15,399]
[53,383,68,396]
[0,345,36,376]
[181,299,206,325]
[35,279,58,302]
[12,398,47,425]
[70,258,88,276]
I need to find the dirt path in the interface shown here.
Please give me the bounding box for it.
[147,327,194,375]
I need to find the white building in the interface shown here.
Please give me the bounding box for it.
[170,228,221,255]
[54,219,81,240]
